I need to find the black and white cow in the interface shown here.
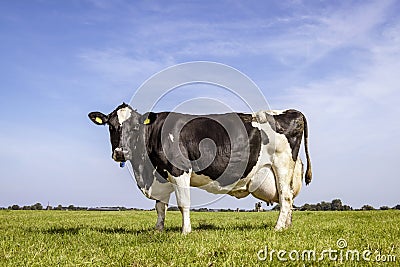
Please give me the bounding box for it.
[89,103,312,233]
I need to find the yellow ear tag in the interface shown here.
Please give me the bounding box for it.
[143,118,150,125]
[95,117,103,124]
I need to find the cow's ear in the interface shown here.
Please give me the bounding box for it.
[140,112,156,125]
[88,112,108,125]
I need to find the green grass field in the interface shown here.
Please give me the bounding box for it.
[1,210,399,266]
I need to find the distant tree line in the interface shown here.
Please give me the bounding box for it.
[2,201,400,212]
[272,199,400,211]
[299,199,353,211]
[5,203,45,210]
[1,203,130,211]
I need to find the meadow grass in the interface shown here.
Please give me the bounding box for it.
[1,210,399,266]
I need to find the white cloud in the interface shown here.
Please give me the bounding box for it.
[90,0,395,73]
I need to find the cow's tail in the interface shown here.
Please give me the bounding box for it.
[303,114,312,185]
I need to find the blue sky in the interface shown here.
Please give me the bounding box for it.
[1,0,399,209]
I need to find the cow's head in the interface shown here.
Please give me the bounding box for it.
[88,103,142,164]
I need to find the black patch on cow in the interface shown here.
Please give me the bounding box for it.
[142,112,262,187]
[271,109,304,161]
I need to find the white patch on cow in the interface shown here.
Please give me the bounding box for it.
[169,133,174,142]
[146,178,174,201]
[252,109,286,124]
[146,170,174,201]
[267,109,286,115]
[117,107,132,125]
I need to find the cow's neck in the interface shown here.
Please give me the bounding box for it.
[128,125,152,190]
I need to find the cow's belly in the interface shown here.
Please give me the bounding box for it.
[190,173,251,198]
[189,164,279,201]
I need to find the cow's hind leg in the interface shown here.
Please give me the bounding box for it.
[169,171,192,234]
[285,208,293,228]
[276,184,294,230]
[284,159,303,228]
[273,153,295,231]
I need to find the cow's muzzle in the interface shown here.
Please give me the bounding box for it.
[112,147,130,163]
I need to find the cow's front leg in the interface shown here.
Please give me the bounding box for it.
[155,199,168,231]
[169,171,192,234]
[147,176,174,231]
